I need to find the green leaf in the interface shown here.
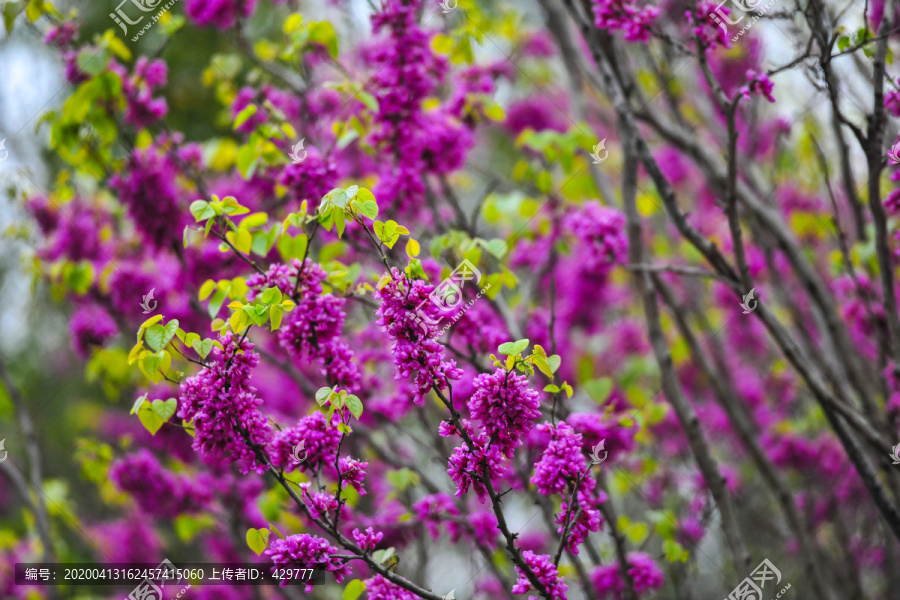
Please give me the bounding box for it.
[261,288,283,305]
[663,539,689,563]
[246,528,270,556]
[145,320,179,352]
[547,355,561,373]
[343,580,366,600]
[372,547,395,566]
[131,394,149,415]
[315,387,333,406]
[137,402,165,435]
[190,200,215,222]
[543,384,560,393]
[498,339,529,356]
[151,398,177,422]
[334,207,346,238]
[208,289,227,317]
[345,394,363,420]
[585,377,613,403]
[234,104,258,129]
[485,238,508,258]
[191,338,214,359]
[270,306,283,330]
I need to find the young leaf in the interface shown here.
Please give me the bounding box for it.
[151,398,177,422]
[345,394,363,420]
[343,580,366,600]
[137,402,165,435]
[315,387,332,406]
[498,338,530,356]
[246,528,270,556]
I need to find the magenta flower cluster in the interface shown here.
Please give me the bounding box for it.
[265,534,350,592]
[178,332,272,474]
[591,0,659,43]
[374,269,463,403]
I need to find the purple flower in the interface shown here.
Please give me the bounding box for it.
[269,411,341,473]
[467,368,542,455]
[109,449,213,516]
[531,422,589,496]
[563,203,628,278]
[109,58,168,127]
[351,527,383,551]
[374,269,463,403]
[265,534,350,591]
[740,69,776,103]
[110,143,186,250]
[448,432,506,503]
[178,332,273,474]
[69,305,117,357]
[338,457,369,495]
[277,147,338,209]
[511,550,568,600]
[364,574,419,600]
[589,552,665,598]
[185,0,257,29]
[591,0,659,43]
[413,493,462,542]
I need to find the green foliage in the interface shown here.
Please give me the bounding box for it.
[246,527,270,556]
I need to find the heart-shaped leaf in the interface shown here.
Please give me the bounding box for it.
[131,394,149,415]
[315,387,333,406]
[345,394,363,420]
[192,338,214,359]
[137,402,165,435]
[151,398,177,422]
[585,378,613,403]
[343,579,366,600]
[246,528,270,556]
[547,355,561,373]
[145,320,179,352]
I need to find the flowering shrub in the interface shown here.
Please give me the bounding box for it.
[2,0,900,599]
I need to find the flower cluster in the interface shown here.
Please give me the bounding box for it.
[274,260,362,391]
[467,368,542,455]
[590,552,665,598]
[364,575,419,600]
[265,534,350,592]
[512,550,569,600]
[413,493,462,542]
[591,0,659,43]
[109,449,212,517]
[185,0,257,29]
[178,332,272,474]
[338,457,369,495]
[563,203,628,278]
[374,269,463,403]
[109,58,168,127]
[269,411,341,473]
[740,69,776,103]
